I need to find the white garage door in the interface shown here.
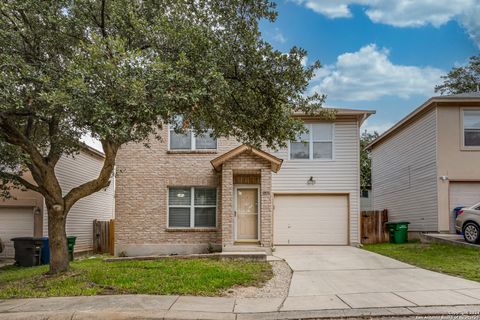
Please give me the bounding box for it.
[449,182,480,211]
[274,194,348,245]
[0,207,34,258]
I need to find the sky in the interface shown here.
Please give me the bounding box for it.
[260,0,480,133]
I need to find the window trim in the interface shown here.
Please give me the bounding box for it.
[461,108,480,151]
[168,126,217,151]
[167,187,218,229]
[288,123,335,161]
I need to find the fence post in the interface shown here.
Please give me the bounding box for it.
[109,219,115,256]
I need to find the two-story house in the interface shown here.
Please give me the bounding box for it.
[114,108,374,255]
[367,93,480,235]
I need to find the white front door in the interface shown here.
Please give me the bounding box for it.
[235,187,259,240]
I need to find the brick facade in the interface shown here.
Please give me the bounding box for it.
[115,127,275,256]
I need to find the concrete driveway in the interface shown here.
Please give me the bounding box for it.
[274,246,480,310]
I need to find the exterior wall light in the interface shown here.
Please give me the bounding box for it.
[307,176,316,185]
[439,176,449,181]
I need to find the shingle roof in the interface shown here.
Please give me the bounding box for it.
[433,92,480,99]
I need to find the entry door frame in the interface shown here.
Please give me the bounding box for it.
[233,184,260,241]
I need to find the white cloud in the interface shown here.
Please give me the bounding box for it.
[361,119,394,134]
[272,28,287,44]
[293,0,480,47]
[301,56,308,67]
[310,44,444,101]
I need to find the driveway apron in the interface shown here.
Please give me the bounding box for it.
[274,246,480,309]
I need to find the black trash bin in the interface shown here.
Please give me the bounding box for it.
[11,237,44,267]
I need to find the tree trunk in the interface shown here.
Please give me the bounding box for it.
[47,206,69,274]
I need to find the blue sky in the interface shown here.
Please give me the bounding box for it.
[260,0,480,133]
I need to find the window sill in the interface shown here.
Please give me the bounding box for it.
[167,150,218,155]
[460,146,480,151]
[165,228,218,232]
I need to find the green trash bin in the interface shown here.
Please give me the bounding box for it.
[385,221,410,244]
[67,236,77,261]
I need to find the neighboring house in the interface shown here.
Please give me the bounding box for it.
[367,93,480,234]
[360,188,373,211]
[115,108,374,256]
[0,146,115,258]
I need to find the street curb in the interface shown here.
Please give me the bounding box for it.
[420,233,480,249]
[2,305,480,320]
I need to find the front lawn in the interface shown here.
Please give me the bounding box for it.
[0,257,272,299]
[364,241,480,282]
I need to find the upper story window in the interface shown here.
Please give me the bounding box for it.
[169,117,217,150]
[290,123,334,160]
[464,110,480,147]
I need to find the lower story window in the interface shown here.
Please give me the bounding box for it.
[168,187,217,228]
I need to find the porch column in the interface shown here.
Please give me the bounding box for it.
[221,168,234,247]
[260,168,273,247]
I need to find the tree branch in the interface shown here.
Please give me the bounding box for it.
[100,0,107,38]
[63,140,118,212]
[0,171,43,194]
[0,116,49,171]
[46,117,62,166]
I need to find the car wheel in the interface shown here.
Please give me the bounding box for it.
[463,222,480,244]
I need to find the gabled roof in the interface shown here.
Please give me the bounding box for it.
[210,145,283,173]
[366,93,480,150]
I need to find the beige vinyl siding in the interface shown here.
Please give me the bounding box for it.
[371,108,438,231]
[43,151,115,252]
[271,121,361,244]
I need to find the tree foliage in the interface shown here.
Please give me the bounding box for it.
[435,55,480,95]
[360,130,379,192]
[0,0,326,273]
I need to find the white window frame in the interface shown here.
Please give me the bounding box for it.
[288,123,335,161]
[167,187,217,228]
[168,126,217,150]
[461,108,480,150]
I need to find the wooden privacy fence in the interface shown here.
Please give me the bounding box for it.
[360,210,388,244]
[93,219,115,255]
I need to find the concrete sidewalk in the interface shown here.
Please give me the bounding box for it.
[2,295,480,320]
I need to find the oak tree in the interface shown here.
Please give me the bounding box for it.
[435,55,480,95]
[0,0,326,273]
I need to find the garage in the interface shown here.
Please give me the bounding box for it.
[273,194,349,245]
[449,182,480,210]
[0,207,34,258]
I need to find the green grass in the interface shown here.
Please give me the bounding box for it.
[364,241,480,282]
[0,257,272,299]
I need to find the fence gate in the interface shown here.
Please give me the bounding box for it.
[93,219,115,255]
[360,210,388,244]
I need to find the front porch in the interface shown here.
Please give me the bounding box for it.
[211,145,283,254]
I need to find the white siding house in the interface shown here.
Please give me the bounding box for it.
[42,150,115,252]
[371,108,438,231]
[0,146,114,258]
[272,120,363,244]
[368,93,480,234]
